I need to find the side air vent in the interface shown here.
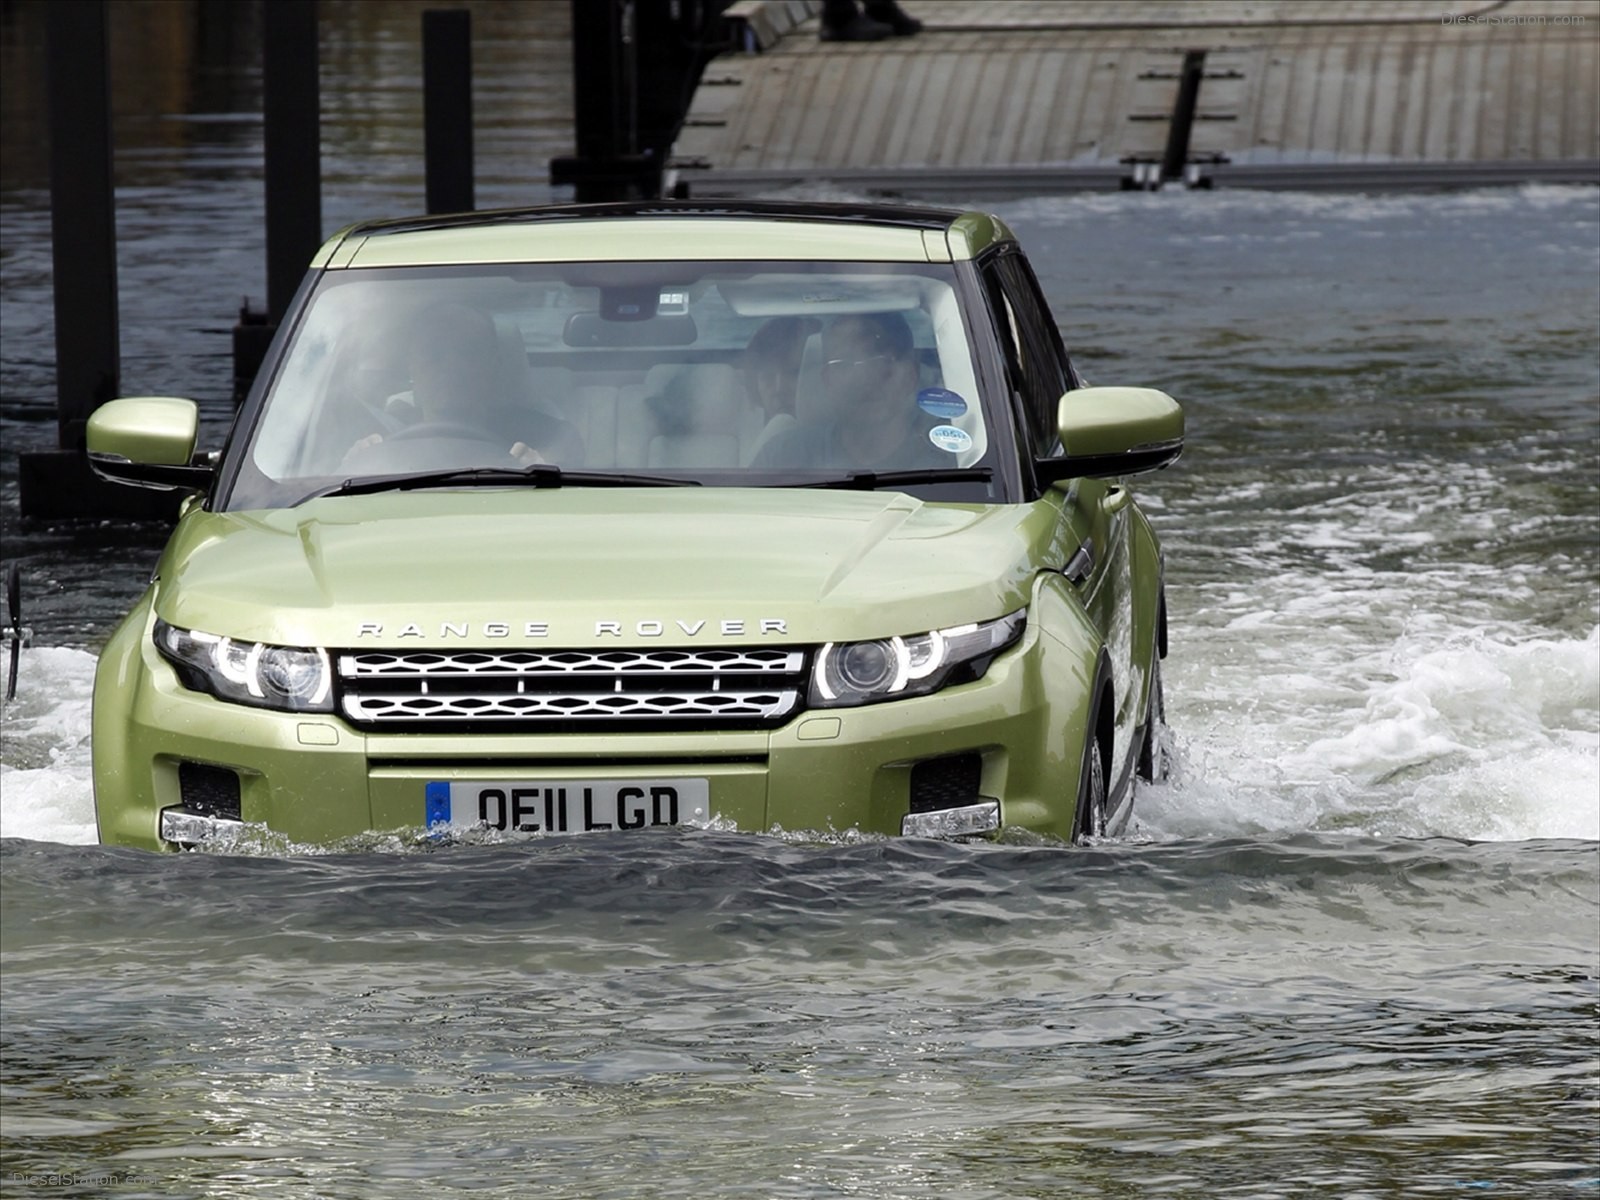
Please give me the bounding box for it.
[178,761,242,821]
[909,753,983,813]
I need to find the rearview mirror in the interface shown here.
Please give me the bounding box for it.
[563,312,698,347]
[1037,386,1183,484]
[86,397,213,492]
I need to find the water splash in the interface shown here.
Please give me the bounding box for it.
[1137,627,1600,843]
[0,647,98,844]
[5,630,1594,850]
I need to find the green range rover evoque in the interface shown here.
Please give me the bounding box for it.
[87,201,1182,851]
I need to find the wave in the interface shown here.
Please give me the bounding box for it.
[4,627,1595,852]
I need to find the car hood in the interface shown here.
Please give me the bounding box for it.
[154,488,1059,648]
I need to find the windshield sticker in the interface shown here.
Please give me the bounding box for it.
[928,425,973,454]
[917,388,968,419]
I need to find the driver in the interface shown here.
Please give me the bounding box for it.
[344,303,584,467]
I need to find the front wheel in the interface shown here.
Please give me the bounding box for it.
[1073,728,1107,843]
[1137,655,1171,784]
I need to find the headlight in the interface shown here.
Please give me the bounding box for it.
[810,610,1025,708]
[154,619,333,713]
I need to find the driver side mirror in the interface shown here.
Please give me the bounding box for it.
[1036,386,1183,484]
[86,397,214,492]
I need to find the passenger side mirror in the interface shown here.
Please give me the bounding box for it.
[1037,386,1184,484]
[86,397,214,492]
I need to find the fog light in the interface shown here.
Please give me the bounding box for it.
[901,800,1000,839]
[160,807,245,845]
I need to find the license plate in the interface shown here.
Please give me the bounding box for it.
[425,779,710,834]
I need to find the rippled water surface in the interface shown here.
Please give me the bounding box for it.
[3,835,1597,1198]
[2,3,1598,1195]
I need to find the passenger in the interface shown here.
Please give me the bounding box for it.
[819,0,922,41]
[642,368,699,439]
[740,316,820,423]
[642,318,818,464]
[751,312,946,471]
[343,303,584,468]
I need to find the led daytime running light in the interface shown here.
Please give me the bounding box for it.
[810,611,1024,709]
[154,619,333,712]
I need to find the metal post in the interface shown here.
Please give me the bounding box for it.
[553,0,656,201]
[45,0,118,451]
[21,0,185,518]
[572,0,635,174]
[424,9,474,214]
[262,0,322,324]
[1161,50,1206,185]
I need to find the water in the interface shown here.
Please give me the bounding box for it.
[2,4,1598,1195]
[3,835,1596,1198]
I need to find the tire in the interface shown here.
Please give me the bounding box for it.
[1136,654,1171,784]
[1073,725,1107,843]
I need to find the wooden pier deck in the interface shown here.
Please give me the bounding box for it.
[671,0,1600,195]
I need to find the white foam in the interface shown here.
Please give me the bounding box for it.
[1138,627,1600,843]
[0,647,100,845]
[7,625,1591,849]
[998,183,1600,229]
[0,762,99,845]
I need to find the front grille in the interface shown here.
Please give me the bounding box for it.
[336,647,808,730]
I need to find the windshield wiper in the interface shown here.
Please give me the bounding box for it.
[793,467,994,491]
[302,464,701,502]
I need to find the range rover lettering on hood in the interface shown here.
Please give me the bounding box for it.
[355,619,790,640]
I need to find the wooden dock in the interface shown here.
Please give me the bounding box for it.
[672,0,1600,194]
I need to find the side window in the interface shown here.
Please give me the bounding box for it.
[1010,254,1079,386]
[979,259,1031,453]
[996,255,1072,458]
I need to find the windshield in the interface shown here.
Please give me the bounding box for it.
[224,260,1001,508]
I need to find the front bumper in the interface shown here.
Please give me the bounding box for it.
[95,615,1089,851]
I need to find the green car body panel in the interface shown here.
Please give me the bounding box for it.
[87,201,1180,851]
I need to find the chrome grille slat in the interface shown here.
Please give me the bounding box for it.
[340,649,803,677]
[336,647,808,727]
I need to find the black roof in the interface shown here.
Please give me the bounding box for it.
[344,199,969,240]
